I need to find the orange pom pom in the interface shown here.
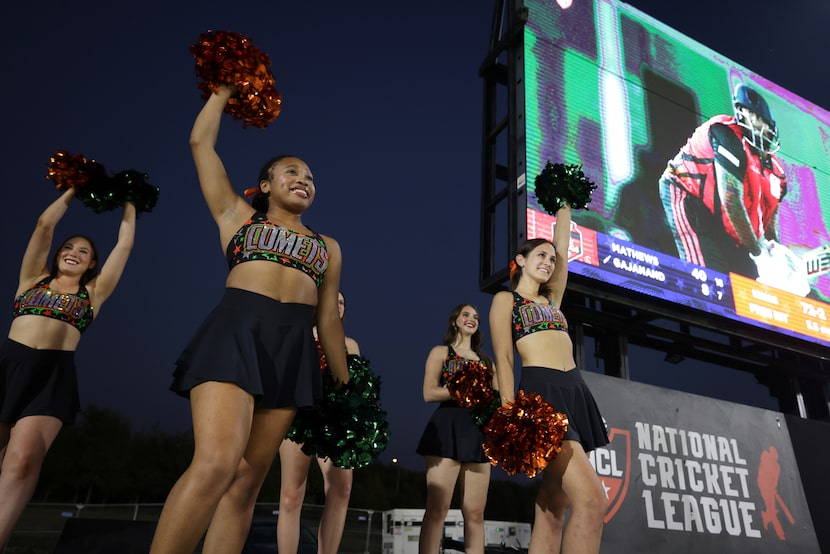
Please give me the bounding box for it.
[483,390,568,477]
[191,30,283,128]
[46,150,107,191]
[446,360,495,410]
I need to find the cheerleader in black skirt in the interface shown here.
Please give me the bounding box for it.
[151,84,350,554]
[489,205,609,554]
[1,188,136,547]
[417,303,495,554]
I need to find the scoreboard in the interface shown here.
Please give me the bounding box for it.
[522,0,830,349]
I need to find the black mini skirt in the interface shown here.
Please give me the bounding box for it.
[416,401,488,463]
[171,288,321,409]
[519,366,609,452]
[0,339,80,425]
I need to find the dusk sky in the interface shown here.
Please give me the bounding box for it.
[2,0,826,473]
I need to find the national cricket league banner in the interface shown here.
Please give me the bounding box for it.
[582,371,820,553]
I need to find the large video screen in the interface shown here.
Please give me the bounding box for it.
[523,0,830,349]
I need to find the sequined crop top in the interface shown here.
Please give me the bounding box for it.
[511,291,567,342]
[441,346,488,385]
[12,278,94,333]
[226,212,328,287]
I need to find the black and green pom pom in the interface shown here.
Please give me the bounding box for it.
[534,161,597,215]
[287,355,390,469]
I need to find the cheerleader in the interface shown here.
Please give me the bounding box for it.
[489,204,608,554]
[417,304,495,554]
[0,188,136,547]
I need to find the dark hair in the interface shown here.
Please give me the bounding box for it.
[509,238,554,298]
[442,303,492,366]
[50,235,100,286]
[252,154,302,212]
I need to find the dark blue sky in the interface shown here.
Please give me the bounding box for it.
[2,0,826,472]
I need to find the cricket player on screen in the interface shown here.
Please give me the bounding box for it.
[659,83,810,296]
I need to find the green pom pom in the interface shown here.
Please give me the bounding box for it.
[287,355,390,469]
[472,392,501,429]
[74,169,159,215]
[112,170,160,214]
[74,171,122,214]
[534,161,597,215]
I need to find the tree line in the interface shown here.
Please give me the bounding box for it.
[36,405,538,522]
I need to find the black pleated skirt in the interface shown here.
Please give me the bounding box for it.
[171,288,321,409]
[0,339,80,425]
[520,366,609,452]
[416,401,487,463]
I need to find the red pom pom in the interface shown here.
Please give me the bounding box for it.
[446,360,495,410]
[191,30,283,128]
[483,390,568,478]
[46,150,107,191]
